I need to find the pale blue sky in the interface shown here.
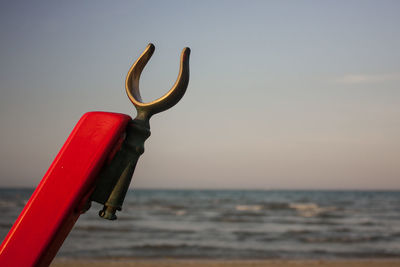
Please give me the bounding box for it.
[0,1,399,189]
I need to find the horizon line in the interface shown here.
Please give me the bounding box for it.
[1,186,399,192]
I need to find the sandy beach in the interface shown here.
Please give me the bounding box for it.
[51,259,400,267]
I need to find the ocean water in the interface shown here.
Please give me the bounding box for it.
[1,189,400,259]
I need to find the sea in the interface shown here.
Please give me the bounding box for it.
[1,189,399,259]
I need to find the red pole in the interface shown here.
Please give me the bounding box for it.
[0,112,131,267]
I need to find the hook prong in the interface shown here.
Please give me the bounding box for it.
[125,43,190,122]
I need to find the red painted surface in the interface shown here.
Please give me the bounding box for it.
[0,112,131,267]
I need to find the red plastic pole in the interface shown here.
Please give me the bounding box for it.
[0,111,131,267]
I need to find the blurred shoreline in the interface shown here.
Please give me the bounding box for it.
[51,259,400,267]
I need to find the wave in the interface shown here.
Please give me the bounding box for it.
[235,205,263,212]
[0,222,13,229]
[289,202,337,217]
[124,244,281,259]
[0,200,19,208]
[236,202,291,212]
[300,235,386,244]
[212,215,264,223]
[74,225,133,233]
[232,202,338,218]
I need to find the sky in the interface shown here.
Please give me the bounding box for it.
[0,0,399,190]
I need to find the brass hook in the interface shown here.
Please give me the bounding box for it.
[91,44,191,220]
[125,43,190,122]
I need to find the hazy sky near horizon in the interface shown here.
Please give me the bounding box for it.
[0,1,399,189]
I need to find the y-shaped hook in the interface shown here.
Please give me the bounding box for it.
[91,44,191,220]
[125,43,190,123]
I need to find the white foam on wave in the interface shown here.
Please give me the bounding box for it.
[235,205,263,212]
[175,210,186,216]
[0,200,18,208]
[289,203,336,217]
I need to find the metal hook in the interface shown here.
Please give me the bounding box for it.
[125,43,190,122]
[91,44,191,220]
